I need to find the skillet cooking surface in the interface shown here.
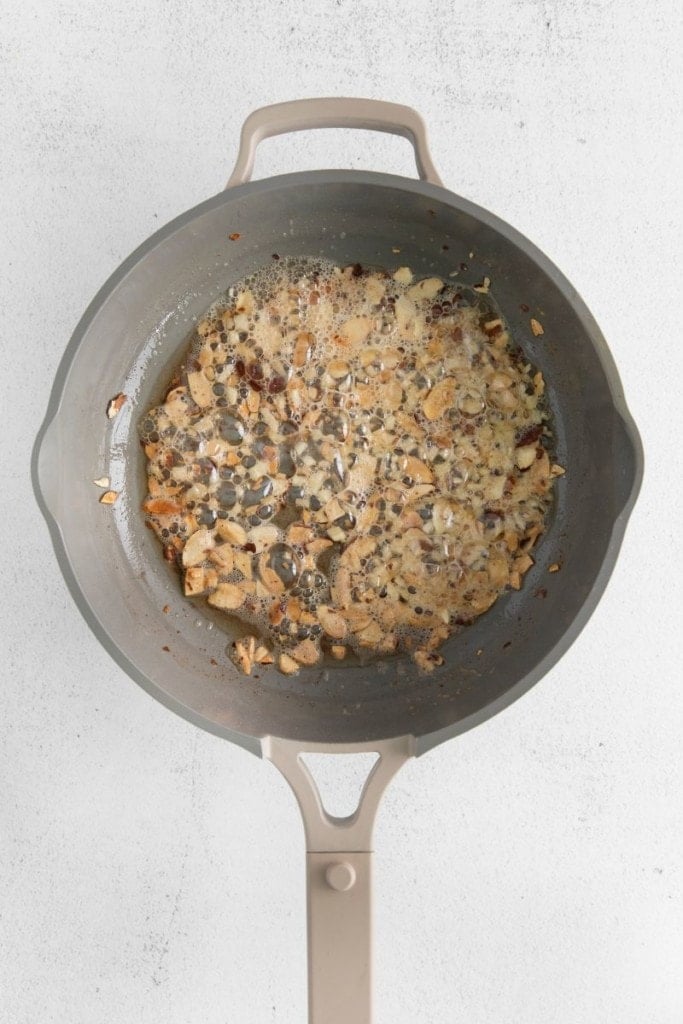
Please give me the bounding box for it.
[33,171,642,750]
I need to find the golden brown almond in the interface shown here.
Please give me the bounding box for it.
[187,370,213,408]
[184,566,218,596]
[278,652,300,675]
[406,277,443,301]
[254,645,274,665]
[216,520,248,545]
[143,497,182,516]
[317,605,347,639]
[423,378,456,421]
[208,583,245,610]
[290,639,320,666]
[106,392,127,419]
[182,528,215,567]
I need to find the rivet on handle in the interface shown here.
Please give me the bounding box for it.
[326,861,357,892]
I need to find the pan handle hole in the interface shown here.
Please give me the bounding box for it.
[299,752,380,819]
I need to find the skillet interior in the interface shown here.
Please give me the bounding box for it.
[33,171,642,751]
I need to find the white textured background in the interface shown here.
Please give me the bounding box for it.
[2,2,682,1022]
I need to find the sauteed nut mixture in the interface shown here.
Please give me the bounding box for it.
[140,259,561,675]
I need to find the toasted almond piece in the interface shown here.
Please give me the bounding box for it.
[395,411,425,441]
[326,525,346,543]
[514,553,534,575]
[330,566,352,608]
[340,536,376,572]
[427,333,446,358]
[509,569,522,590]
[355,382,375,410]
[106,392,127,419]
[293,331,313,367]
[504,529,520,553]
[93,476,110,488]
[321,496,344,522]
[383,380,403,410]
[473,277,491,294]
[342,607,373,633]
[187,370,213,408]
[377,633,398,654]
[258,554,285,595]
[423,378,456,421]
[269,600,285,626]
[515,446,537,470]
[287,523,315,546]
[216,520,247,545]
[530,318,544,336]
[338,315,371,348]
[356,620,384,648]
[365,275,386,304]
[381,348,402,370]
[164,387,191,427]
[550,463,565,477]
[491,387,518,411]
[247,388,260,414]
[484,318,503,333]
[406,277,443,302]
[328,359,351,380]
[182,527,215,567]
[278,652,300,675]
[290,639,320,666]
[235,289,254,315]
[533,371,545,395]
[317,605,347,639]
[99,490,119,505]
[401,509,423,529]
[209,544,234,573]
[254,645,274,665]
[306,537,334,557]
[184,566,218,596]
[286,597,303,622]
[548,562,560,573]
[393,266,413,285]
[330,645,347,660]
[233,637,253,675]
[402,455,434,483]
[488,371,513,391]
[414,650,444,672]
[233,549,253,579]
[208,583,245,610]
[249,523,279,553]
[487,555,509,588]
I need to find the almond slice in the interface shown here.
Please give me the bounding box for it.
[182,527,215,567]
[423,378,456,421]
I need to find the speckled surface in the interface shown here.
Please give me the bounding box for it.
[1,2,682,1022]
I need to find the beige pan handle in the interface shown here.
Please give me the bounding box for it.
[226,97,443,187]
[264,735,415,1024]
